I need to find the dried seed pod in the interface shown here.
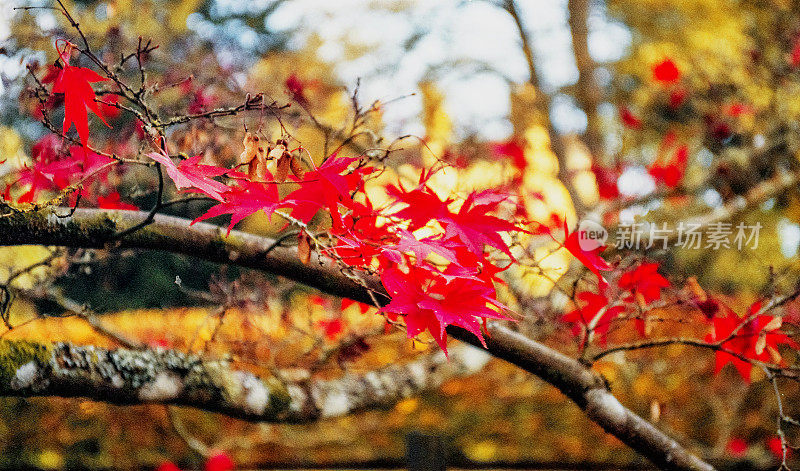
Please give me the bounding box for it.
[268,144,285,161]
[275,151,292,183]
[297,230,312,265]
[238,132,257,166]
[289,154,305,179]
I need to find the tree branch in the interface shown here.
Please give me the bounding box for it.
[0,339,489,423]
[0,206,715,470]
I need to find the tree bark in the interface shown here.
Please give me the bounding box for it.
[0,207,716,471]
[0,339,488,423]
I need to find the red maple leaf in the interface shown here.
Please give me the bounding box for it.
[618,262,670,304]
[440,190,523,257]
[98,94,121,120]
[286,73,308,106]
[726,438,748,458]
[155,462,182,471]
[444,246,510,287]
[13,142,115,203]
[380,266,511,353]
[50,43,110,146]
[386,182,451,231]
[491,139,527,171]
[328,198,397,268]
[561,220,612,286]
[562,291,624,346]
[767,436,790,460]
[204,452,234,471]
[31,134,63,164]
[706,302,797,382]
[15,159,79,203]
[317,318,345,340]
[70,145,116,181]
[97,192,138,210]
[342,298,371,314]
[193,180,280,234]
[281,154,366,229]
[387,230,459,264]
[652,58,681,83]
[147,151,230,201]
[591,164,620,200]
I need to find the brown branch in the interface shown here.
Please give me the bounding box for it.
[590,336,800,380]
[0,206,715,470]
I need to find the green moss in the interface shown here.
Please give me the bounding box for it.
[263,377,292,418]
[210,231,242,257]
[0,340,52,385]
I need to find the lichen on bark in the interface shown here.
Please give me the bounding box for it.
[0,340,52,386]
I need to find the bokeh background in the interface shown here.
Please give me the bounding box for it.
[2,0,800,469]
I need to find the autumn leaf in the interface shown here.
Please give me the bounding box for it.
[317,318,345,341]
[385,181,451,231]
[380,266,511,353]
[297,229,312,264]
[561,291,624,346]
[13,142,115,203]
[491,139,527,171]
[619,106,642,129]
[193,179,280,234]
[649,144,688,188]
[726,438,748,458]
[204,452,234,471]
[281,154,366,229]
[286,73,309,106]
[591,164,620,200]
[146,151,230,201]
[618,262,670,304]
[50,43,110,146]
[342,298,371,314]
[97,192,138,210]
[561,220,612,286]
[706,302,797,382]
[155,462,182,471]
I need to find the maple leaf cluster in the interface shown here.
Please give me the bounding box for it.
[184,151,528,352]
[561,257,798,382]
[561,262,667,347]
[5,42,547,353]
[6,134,121,207]
[705,300,798,382]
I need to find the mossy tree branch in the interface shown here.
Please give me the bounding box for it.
[0,339,488,423]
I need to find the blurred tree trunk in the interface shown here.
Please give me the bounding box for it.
[568,0,604,158]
